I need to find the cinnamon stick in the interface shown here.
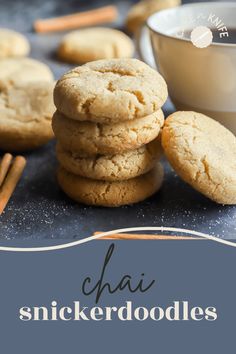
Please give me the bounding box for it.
[94,232,199,240]
[0,153,13,186]
[34,5,118,33]
[0,156,26,215]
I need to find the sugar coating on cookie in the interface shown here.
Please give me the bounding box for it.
[58,27,134,64]
[0,58,54,86]
[0,28,30,58]
[52,109,164,155]
[162,111,236,205]
[57,163,164,207]
[54,58,168,123]
[0,81,55,151]
[126,0,181,34]
[56,138,162,181]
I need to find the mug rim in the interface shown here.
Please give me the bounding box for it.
[147,1,236,48]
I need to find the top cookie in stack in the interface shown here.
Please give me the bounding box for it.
[53,58,168,207]
[54,59,167,124]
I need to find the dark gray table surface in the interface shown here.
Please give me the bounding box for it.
[0,0,235,240]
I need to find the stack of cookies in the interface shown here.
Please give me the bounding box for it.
[52,58,168,207]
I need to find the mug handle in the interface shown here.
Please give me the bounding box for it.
[136,24,157,69]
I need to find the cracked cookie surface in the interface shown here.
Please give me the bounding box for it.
[54,58,168,123]
[52,109,164,155]
[0,81,55,151]
[0,28,30,59]
[57,163,164,207]
[56,138,162,181]
[162,111,236,205]
[58,28,134,64]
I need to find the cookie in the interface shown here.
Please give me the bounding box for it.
[56,138,162,181]
[54,58,168,123]
[58,27,134,64]
[57,163,164,207]
[162,111,236,205]
[52,109,164,155]
[0,81,55,151]
[0,28,30,58]
[126,0,181,34]
[0,58,54,86]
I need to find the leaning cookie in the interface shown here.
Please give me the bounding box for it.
[54,58,168,123]
[0,57,54,86]
[126,0,181,34]
[0,28,30,59]
[52,109,164,155]
[57,163,164,207]
[58,27,134,64]
[162,111,236,205]
[0,81,55,151]
[56,138,162,181]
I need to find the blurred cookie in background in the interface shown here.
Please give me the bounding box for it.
[126,0,181,34]
[0,81,55,151]
[0,58,54,86]
[0,28,30,59]
[58,27,134,64]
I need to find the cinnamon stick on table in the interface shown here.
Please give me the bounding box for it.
[0,156,26,215]
[94,232,199,240]
[34,5,118,33]
[0,153,13,187]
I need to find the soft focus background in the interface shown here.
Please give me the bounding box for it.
[0,0,229,89]
[0,0,227,32]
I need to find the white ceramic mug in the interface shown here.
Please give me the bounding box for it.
[138,2,236,134]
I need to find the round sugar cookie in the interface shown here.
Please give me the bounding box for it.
[126,0,181,34]
[58,27,134,64]
[56,138,162,181]
[0,28,30,58]
[54,58,168,123]
[52,109,164,155]
[0,81,55,151]
[0,58,54,86]
[57,163,164,207]
[162,111,236,205]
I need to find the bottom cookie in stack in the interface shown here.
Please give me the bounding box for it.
[57,163,164,207]
[56,138,164,207]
